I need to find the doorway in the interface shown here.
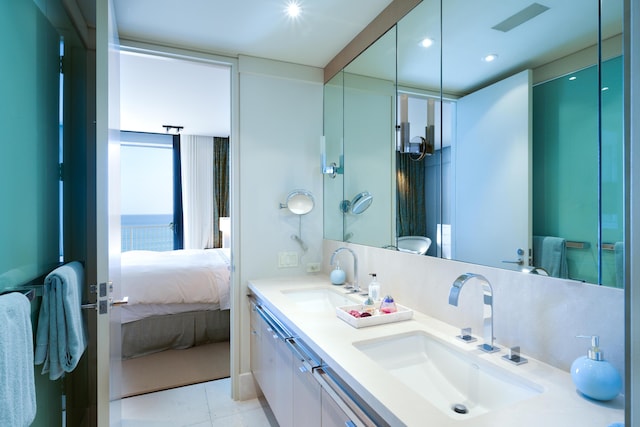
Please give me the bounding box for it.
[115,48,234,403]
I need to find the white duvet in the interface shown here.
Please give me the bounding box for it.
[120,249,230,311]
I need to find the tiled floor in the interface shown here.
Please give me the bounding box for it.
[119,378,278,426]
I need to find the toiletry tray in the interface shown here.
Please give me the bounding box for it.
[336,303,413,328]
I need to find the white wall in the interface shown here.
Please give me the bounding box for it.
[235,56,324,399]
[323,240,625,381]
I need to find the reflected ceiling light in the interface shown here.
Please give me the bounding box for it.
[602,87,610,91]
[420,38,434,48]
[482,54,498,62]
[286,1,301,18]
[569,76,577,81]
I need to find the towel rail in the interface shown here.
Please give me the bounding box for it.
[566,241,590,249]
[565,241,620,251]
[0,288,36,302]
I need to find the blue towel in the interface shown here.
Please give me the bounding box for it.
[0,292,37,426]
[34,262,87,380]
[532,235,569,279]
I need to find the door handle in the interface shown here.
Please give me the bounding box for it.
[110,296,129,307]
[81,296,128,310]
[501,248,525,265]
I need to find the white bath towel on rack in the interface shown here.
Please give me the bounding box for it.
[0,292,36,427]
[35,261,87,380]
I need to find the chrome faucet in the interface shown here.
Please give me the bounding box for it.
[448,273,499,353]
[330,247,359,292]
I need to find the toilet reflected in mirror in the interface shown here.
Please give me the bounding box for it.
[397,236,431,255]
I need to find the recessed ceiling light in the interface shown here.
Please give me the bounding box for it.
[286,1,301,18]
[482,54,498,62]
[420,38,434,48]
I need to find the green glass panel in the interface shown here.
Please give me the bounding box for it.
[533,56,623,286]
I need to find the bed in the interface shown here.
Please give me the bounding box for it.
[119,248,231,359]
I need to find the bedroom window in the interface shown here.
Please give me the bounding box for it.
[120,132,176,252]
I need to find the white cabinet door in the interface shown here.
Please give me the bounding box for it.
[293,356,321,427]
[254,310,294,427]
[273,336,294,427]
[249,304,263,388]
[258,315,277,413]
[321,388,353,427]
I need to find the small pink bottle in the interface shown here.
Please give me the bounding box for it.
[379,295,397,314]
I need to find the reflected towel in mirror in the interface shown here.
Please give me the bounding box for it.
[532,236,569,279]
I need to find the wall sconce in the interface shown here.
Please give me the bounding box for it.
[397,125,434,161]
[321,136,343,178]
[397,95,434,161]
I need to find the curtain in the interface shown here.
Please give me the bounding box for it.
[181,135,215,249]
[172,135,184,249]
[213,137,230,248]
[396,152,427,237]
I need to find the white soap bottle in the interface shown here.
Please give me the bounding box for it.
[368,273,381,302]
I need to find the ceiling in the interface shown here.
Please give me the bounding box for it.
[77,0,624,136]
[346,0,624,96]
[119,51,232,136]
[112,0,394,68]
[105,0,394,136]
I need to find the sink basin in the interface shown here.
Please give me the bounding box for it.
[281,287,360,312]
[397,236,431,255]
[354,331,543,419]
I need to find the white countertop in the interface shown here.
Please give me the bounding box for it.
[248,275,625,427]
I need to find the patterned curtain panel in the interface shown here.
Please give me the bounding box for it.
[396,152,427,237]
[213,137,230,248]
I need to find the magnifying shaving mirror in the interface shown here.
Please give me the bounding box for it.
[340,191,373,215]
[281,190,315,215]
[280,190,315,251]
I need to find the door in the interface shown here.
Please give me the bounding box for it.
[95,0,121,425]
[452,70,532,270]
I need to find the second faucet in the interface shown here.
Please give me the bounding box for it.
[330,247,360,293]
[448,273,499,353]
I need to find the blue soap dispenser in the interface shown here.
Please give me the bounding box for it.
[570,335,622,401]
[330,261,346,286]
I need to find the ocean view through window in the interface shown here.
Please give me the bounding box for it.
[121,213,173,251]
[121,132,174,251]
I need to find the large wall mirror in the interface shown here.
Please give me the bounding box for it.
[323,0,624,287]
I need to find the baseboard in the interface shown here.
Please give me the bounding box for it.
[237,371,261,401]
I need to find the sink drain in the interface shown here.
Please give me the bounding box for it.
[451,403,468,415]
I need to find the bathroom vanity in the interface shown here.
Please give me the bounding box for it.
[248,275,624,426]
